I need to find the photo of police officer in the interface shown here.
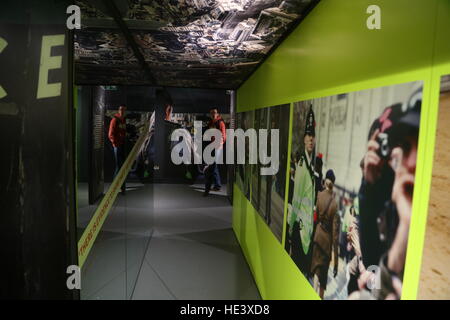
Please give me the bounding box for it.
[286,81,423,300]
[286,104,317,276]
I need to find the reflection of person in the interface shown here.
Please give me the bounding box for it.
[164,104,173,121]
[354,88,421,300]
[108,105,127,194]
[287,105,317,275]
[204,108,226,196]
[310,170,340,299]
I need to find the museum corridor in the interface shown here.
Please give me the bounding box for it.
[2,0,449,302]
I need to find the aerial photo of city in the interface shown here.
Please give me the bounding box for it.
[74,0,313,88]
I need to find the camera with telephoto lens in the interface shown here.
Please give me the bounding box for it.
[376,132,390,159]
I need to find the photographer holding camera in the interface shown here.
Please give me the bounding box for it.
[354,88,422,300]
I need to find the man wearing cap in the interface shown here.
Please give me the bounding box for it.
[310,169,340,299]
[354,87,422,300]
[287,105,318,276]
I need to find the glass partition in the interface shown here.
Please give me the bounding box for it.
[75,86,154,299]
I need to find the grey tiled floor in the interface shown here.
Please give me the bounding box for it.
[79,182,260,300]
[79,182,153,300]
[132,184,261,300]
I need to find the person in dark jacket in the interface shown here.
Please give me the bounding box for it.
[310,169,340,299]
[108,105,127,194]
[204,108,227,196]
[354,87,422,300]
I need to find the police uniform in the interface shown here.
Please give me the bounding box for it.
[287,105,317,276]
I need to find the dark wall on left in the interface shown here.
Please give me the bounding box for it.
[0,0,79,299]
[76,86,90,183]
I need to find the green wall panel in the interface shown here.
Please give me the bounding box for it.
[238,0,440,110]
[234,0,450,300]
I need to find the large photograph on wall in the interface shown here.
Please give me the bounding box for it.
[257,104,290,242]
[251,108,264,212]
[235,112,244,192]
[285,81,423,300]
[234,104,290,242]
[235,110,254,201]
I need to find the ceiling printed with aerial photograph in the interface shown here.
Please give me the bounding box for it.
[74,0,315,88]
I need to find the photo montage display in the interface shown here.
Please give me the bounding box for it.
[234,112,244,192]
[285,81,423,300]
[257,105,290,242]
[235,110,254,201]
[250,108,263,212]
[235,104,290,242]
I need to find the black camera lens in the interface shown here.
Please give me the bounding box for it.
[377,132,390,158]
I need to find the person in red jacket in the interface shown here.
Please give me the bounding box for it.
[108,105,127,194]
[204,108,226,196]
